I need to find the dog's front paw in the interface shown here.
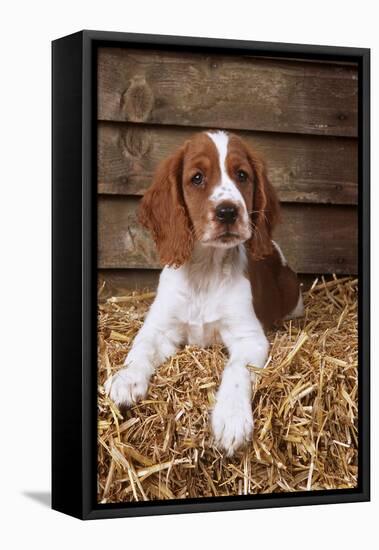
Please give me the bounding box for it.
[211,396,253,457]
[104,367,149,408]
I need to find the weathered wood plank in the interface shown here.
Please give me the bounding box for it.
[98,269,318,300]
[98,269,161,301]
[98,123,357,205]
[98,196,357,275]
[98,48,358,137]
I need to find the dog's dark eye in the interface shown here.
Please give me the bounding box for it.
[236,170,248,183]
[191,172,203,186]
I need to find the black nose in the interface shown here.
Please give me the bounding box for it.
[215,203,238,224]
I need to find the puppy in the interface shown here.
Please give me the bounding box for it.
[105,130,303,456]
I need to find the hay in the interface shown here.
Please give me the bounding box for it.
[97,276,358,502]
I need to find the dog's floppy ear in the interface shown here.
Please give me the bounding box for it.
[246,148,281,260]
[138,144,194,268]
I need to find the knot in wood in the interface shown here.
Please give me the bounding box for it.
[122,129,152,158]
[121,75,154,122]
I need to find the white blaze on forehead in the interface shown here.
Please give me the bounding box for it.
[206,131,247,211]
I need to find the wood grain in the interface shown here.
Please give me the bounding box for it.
[98,48,358,137]
[98,123,357,205]
[98,196,357,275]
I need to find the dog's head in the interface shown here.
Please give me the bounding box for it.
[139,130,280,267]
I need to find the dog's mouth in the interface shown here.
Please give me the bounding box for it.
[201,231,244,248]
[215,231,240,243]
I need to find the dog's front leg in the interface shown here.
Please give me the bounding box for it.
[104,303,181,409]
[212,324,269,456]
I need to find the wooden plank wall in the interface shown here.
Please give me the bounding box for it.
[97,47,358,294]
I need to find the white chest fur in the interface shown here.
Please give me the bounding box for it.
[178,285,227,347]
[147,244,259,349]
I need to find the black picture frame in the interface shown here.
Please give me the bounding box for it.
[52,30,370,520]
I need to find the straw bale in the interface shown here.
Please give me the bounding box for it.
[97,276,358,502]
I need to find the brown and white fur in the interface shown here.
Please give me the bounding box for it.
[105,130,303,456]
